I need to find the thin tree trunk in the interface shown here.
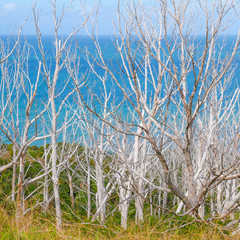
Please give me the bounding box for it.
[158,191,161,218]
[43,153,49,212]
[11,145,17,202]
[149,186,153,216]
[51,115,62,229]
[217,184,223,216]
[69,175,75,209]
[87,151,91,219]
[17,155,25,214]
[162,190,168,215]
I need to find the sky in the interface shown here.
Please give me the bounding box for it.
[0,0,122,35]
[0,0,239,36]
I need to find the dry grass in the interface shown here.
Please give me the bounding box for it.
[1,206,240,240]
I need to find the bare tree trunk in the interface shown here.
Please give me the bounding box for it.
[198,204,205,219]
[51,125,62,229]
[11,145,17,202]
[43,147,49,212]
[135,195,144,223]
[210,190,215,217]
[158,192,161,218]
[17,155,25,214]
[149,186,153,216]
[87,149,91,219]
[217,184,223,216]
[95,161,106,223]
[134,134,145,223]
[119,180,132,229]
[43,174,49,211]
[120,201,130,229]
[68,174,75,209]
[162,190,168,214]
[33,0,86,227]
[16,154,26,221]
[95,120,108,223]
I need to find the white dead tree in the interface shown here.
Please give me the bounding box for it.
[32,0,89,228]
[0,37,26,175]
[162,0,240,216]
[0,20,25,65]
[74,90,117,224]
[78,0,240,218]
[112,127,156,228]
[111,127,134,229]
[204,85,240,219]
[0,45,21,200]
[0,21,26,178]
[0,17,28,207]
[58,115,82,209]
[0,41,49,216]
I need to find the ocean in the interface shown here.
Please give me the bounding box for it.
[0,35,239,146]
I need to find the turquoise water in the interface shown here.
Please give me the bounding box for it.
[0,35,239,146]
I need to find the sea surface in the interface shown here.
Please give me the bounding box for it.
[0,35,239,146]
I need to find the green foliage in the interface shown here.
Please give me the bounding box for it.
[0,143,239,239]
[28,145,44,159]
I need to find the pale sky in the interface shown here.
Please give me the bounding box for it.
[0,0,122,35]
[0,0,238,36]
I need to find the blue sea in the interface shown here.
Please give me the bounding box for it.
[0,35,239,146]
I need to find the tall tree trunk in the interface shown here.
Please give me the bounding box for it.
[162,190,168,214]
[217,184,223,216]
[120,201,130,229]
[95,161,106,223]
[51,114,62,229]
[43,152,49,212]
[135,194,144,223]
[17,155,25,214]
[68,175,75,209]
[158,191,161,218]
[119,180,132,229]
[87,151,91,219]
[11,145,17,202]
[133,134,144,223]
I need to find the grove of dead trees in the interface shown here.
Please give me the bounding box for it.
[0,0,239,231]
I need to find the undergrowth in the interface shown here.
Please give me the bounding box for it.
[0,203,239,240]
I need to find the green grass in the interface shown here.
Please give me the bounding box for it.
[0,205,239,240]
[1,145,240,239]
